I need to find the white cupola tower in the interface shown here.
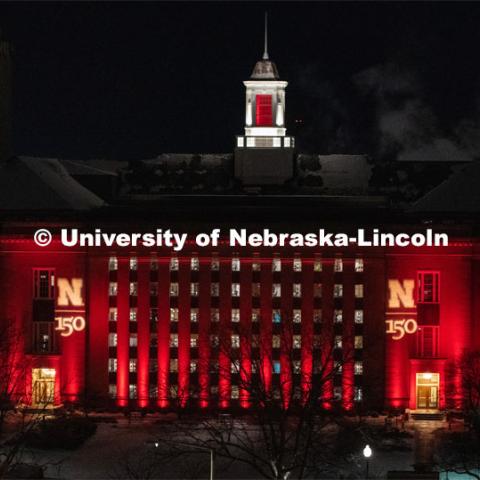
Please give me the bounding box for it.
[236,14,294,149]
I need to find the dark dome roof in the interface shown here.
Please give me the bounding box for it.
[250,59,279,80]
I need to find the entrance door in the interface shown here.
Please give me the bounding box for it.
[416,373,439,410]
[32,368,55,407]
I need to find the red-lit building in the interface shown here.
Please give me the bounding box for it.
[1,35,480,415]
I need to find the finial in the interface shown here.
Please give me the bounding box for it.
[263,12,269,60]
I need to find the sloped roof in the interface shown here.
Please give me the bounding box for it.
[410,161,480,213]
[0,157,105,210]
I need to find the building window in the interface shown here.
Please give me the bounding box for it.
[417,326,439,357]
[273,361,281,374]
[108,256,118,271]
[272,284,281,297]
[272,258,281,272]
[109,308,117,322]
[334,284,343,298]
[170,283,179,297]
[210,335,219,348]
[293,335,301,349]
[231,283,240,297]
[170,257,179,271]
[109,282,118,296]
[293,309,301,323]
[170,359,178,372]
[293,258,302,272]
[252,258,261,271]
[252,309,260,322]
[354,310,364,324]
[211,308,219,322]
[354,387,363,402]
[149,385,158,398]
[313,283,322,298]
[170,308,178,322]
[333,258,342,273]
[314,257,322,272]
[150,308,158,322]
[417,271,440,303]
[354,336,363,349]
[231,309,240,323]
[293,361,301,374]
[129,384,137,399]
[272,310,281,323]
[354,361,363,375]
[232,257,241,272]
[150,359,158,373]
[354,284,364,298]
[211,283,219,297]
[334,335,343,349]
[108,358,117,373]
[211,257,220,271]
[334,309,343,323]
[191,257,199,271]
[231,335,240,349]
[191,283,199,297]
[334,361,343,374]
[190,360,197,373]
[190,334,199,348]
[150,333,158,347]
[231,360,240,374]
[256,94,273,126]
[109,384,117,398]
[129,334,138,347]
[314,309,322,323]
[108,333,117,347]
[129,308,137,322]
[170,334,178,348]
[188,308,197,323]
[355,258,364,272]
[231,385,239,400]
[333,386,342,401]
[129,257,137,270]
[129,359,137,373]
[150,283,158,296]
[252,283,261,297]
[170,385,178,398]
[272,335,281,348]
[150,257,158,271]
[130,282,138,296]
[293,284,302,297]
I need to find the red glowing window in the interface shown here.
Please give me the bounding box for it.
[417,271,439,303]
[256,94,272,126]
[33,269,55,299]
[416,326,439,358]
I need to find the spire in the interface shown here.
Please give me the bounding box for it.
[262,12,269,60]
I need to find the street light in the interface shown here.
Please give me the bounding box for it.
[363,444,372,479]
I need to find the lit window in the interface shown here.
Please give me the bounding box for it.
[190,334,199,348]
[191,283,199,297]
[109,384,117,398]
[150,257,158,271]
[231,386,239,399]
[334,284,343,298]
[272,258,281,272]
[334,258,343,272]
[108,257,118,271]
[109,282,118,296]
[252,335,260,348]
[231,283,240,297]
[149,385,158,397]
[108,333,117,347]
[334,361,343,374]
[231,335,240,348]
[293,361,301,374]
[252,260,261,272]
[334,335,343,349]
[170,334,178,348]
[129,282,138,296]
[252,309,260,322]
[355,258,364,272]
[334,309,343,323]
[170,385,178,398]
[313,310,322,323]
[252,283,261,297]
[129,308,137,322]
[272,335,281,348]
[170,308,178,322]
[150,283,158,296]
[129,359,137,373]
[108,358,117,373]
[314,257,322,272]
[129,334,138,347]
[231,360,240,374]
[293,335,301,349]
[129,384,137,399]
[211,308,219,322]
[170,257,179,271]
[109,308,117,322]
[210,335,219,348]
[333,386,342,401]
[417,271,440,303]
[313,283,322,298]
[150,309,158,322]
[354,386,363,402]
[293,310,302,323]
[191,257,199,271]
[33,269,55,299]
[354,310,364,324]
[272,310,281,323]
[231,309,240,323]
[190,360,197,373]
[273,361,281,374]
[355,336,363,349]
[354,361,363,375]
[232,257,241,272]
[272,284,281,297]
[210,385,218,395]
[355,284,364,298]
[211,283,219,296]
[211,257,220,271]
[170,283,179,297]
[170,359,178,372]
[190,308,198,323]
[129,257,137,270]
[293,258,302,272]
[293,284,302,297]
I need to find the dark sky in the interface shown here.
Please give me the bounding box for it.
[1,1,480,160]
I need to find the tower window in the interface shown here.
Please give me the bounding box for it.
[255,94,272,126]
[417,271,440,303]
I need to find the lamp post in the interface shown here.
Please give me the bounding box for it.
[363,444,372,479]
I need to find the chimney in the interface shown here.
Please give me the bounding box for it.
[0,35,12,163]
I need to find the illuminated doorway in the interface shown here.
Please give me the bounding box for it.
[32,368,55,407]
[416,372,439,410]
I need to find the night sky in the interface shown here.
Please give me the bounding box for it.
[1,2,480,160]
